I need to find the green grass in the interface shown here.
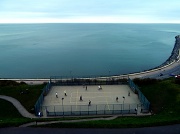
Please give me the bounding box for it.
[139,78,180,115]
[0,99,31,127]
[0,81,44,112]
[0,99,22,118]
[0,81,45,127]
[40,115,180,128]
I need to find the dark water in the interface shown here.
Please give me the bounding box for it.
[0,23,180,78]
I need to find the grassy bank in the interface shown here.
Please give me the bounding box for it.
[0,78,180,128]
[0,99,31,127]
[0,80,44,112]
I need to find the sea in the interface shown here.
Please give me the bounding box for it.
[0,23,180,78]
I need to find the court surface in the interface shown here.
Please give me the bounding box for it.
[42,85,141,113]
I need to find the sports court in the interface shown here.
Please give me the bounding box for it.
[42,85,141,116]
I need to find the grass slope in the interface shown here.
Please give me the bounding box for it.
[0,99,30,127]
[0,81,44,112]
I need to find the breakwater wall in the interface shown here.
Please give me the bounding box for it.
[158,35,180,67]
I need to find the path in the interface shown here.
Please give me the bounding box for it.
[0,95,36,119]
[1,124,180,134]
[19,116,118,127]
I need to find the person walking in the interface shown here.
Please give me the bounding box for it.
[128,91,130,96]
[88,100,91,106]
[116,97,118,102]
[56,92,58,98]
[64,90,67,96]
[80,95,83,101]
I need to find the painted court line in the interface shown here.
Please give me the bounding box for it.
[70,95,113,99]
[70,100,116,104]
[76,89,79,110]
[104,92,110,110]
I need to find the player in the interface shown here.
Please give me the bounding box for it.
[135,108,137,115]
[38,111,41,117]
[98,85,102,90]
[88,100,91,106]
[128,91,130,96]
[56,92,58,98]
[64,90,67,96]
[116,97,118,101]
[86,85,87,90]
[80,95,83,101]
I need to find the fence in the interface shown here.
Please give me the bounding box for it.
[34,77,150,116]
[128,78,150,112]
[44,103,139,116]
[50,76,128,86]
[34,81,52,116]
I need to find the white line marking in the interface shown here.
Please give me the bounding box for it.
[76,89,79,109]
[104,91,110,110]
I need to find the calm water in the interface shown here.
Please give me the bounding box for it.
[0,23,180,78]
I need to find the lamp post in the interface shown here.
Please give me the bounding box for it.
[62,97,64,117]
[122,96,125,112]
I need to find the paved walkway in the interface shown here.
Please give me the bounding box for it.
[1,125,180,134]
[0,95,36,119]
[19,116,118,127]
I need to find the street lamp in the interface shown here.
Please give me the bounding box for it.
[122,96,125,111]
[62,97,64,117]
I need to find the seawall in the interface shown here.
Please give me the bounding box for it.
[124,35,180,79]
[159,35,180,67]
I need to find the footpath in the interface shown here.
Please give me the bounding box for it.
[0,95,36,119]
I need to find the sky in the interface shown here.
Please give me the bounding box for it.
[0,0,180,23]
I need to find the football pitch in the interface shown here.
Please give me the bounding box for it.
[42,85,141,116]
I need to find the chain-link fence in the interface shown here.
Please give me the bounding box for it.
[34,76,150,116]
[128,78,150,112]
[44,103,139,116]
[34,82,51,116]
[50,75,128,86]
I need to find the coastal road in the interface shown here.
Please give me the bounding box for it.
[1,52,180,84]
[128,59,180,79]
[1,59,180,85]
[0,124,180,134]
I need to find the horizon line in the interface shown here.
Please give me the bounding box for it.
[0,22,180,24]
